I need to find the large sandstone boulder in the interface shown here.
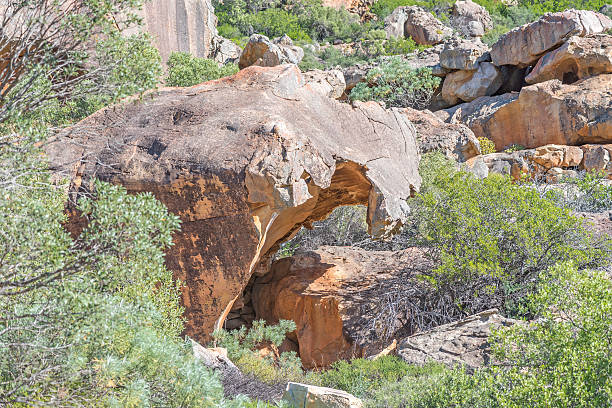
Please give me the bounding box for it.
[491,9,612,67]
[442,62,502,104]
[122,0,218,63]
[525,34,612,84]
[443,75,612,150]
[283,383,363,408]
[47,65,421,344]
[251,246,429,368]
[398,309,517,370]
[384,6,452,45]
[403,107,480,161]
[239,34,304,69]
[450,0,493,39]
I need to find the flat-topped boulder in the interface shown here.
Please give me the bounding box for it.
[491,9,612,67]
[47,65,421,344]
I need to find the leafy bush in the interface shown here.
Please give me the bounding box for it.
[166,52,239,87]
[478,137,497,154]
[248,8,312,41]
[350,57,441,109]
[555,170,612,212]
[212,320,303,384]
[412,154,610,317]
[370,0,452,19]
[314,356,446,398]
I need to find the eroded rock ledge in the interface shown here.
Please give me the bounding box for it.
[47,64,421,343]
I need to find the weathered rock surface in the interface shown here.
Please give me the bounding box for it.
[525,34,612,84]
[398,309,517,370]
[252,246,429,368]
[442,62,502,104]
[210,35,242,64]
[384,6,452,45]
[47,65,421,344]
[440,38,490,71]
[323,0,375,21]
[121,0,218,63]
[464,144,612,181]
[239,34,304,69]
[491,9,612,67]
[450,0,493,39]
[192,341,238,372]
[303,69,346,99]
[283,382,363,408]
[444,75,612,149]
[403,107,480,161]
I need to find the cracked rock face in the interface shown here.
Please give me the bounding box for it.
[47,64,421,343]
[398,309,518,370]
[252,246,431,368]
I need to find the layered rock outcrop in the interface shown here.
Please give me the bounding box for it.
[251,246,429,368]
[490,9,612,67]
[525,34,612,84]
[442,74,612,149]
[47,65,421,344]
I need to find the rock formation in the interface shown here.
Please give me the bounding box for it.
[402,107,480,161]
[525,34,612,84]
[450,0,493,39]
[442,75,612,149]
[490,9,612,67]
[122,0,218,63]
[47,65,421,344]
[239,34,304,69]
[251,246,430,368]
[283,382,363,408]
[463,143,612,181]
[397,309,518,370]
[384,6,452,45]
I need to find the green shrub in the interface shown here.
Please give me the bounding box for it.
[248,8,312,41]
[478,137,497,154]
[370,0,452,19]
[412,155,609,317]
[212,320,303,384]
[503,143,525,153]
[314,356,446,398]
[349,57,441,109]
[166,52,238,87]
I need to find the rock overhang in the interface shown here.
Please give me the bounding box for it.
[47,64,421,342]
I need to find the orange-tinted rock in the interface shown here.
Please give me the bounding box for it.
[251,246,428,368]
[47,65,421,344]
[444,75,612,150]
[491,9,612,67]
[526,34,612,85]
